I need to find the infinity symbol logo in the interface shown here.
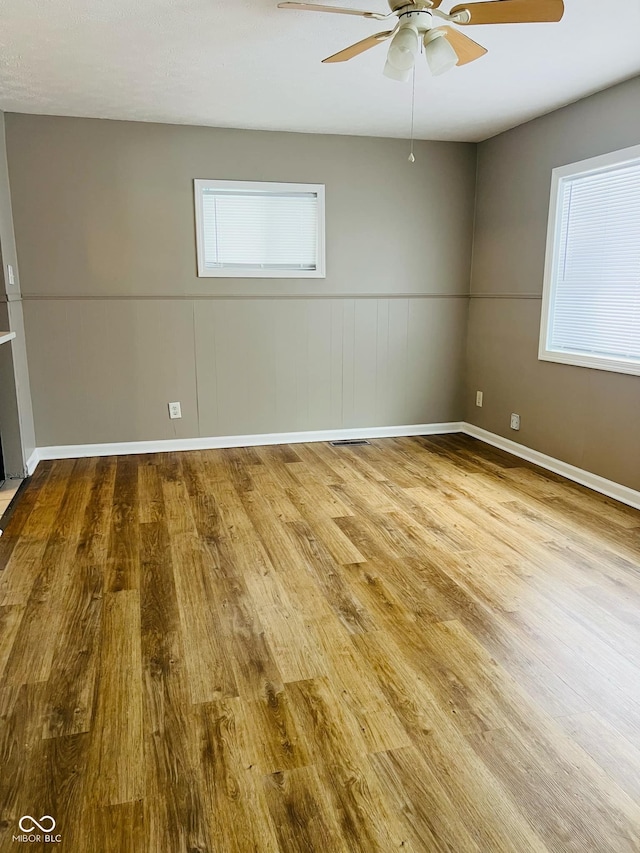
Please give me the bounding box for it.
[18,815,56,833]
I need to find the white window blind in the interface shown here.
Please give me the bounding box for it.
[540,147,640,376]
[194,180,325,278]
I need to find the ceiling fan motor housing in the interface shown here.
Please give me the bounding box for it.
[388,0,434,11]
[396,9,435,34]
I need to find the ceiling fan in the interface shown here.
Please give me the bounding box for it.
[277,0,565,80]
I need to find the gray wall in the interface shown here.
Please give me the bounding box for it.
[0,111,35,476]
[466,76,640,491]
[5,114,476,447]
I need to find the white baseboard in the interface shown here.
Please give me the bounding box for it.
[29,420,640,512]
[25,449,39,476]
[36,422,465,462]
[461,423,640,511]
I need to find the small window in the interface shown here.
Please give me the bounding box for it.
[539,145,640,376]
[194,179,325,278]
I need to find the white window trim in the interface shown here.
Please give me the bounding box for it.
[194,179,326,279]
[539,143,640,377]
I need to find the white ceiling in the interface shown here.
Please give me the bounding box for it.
[1,0,639,142]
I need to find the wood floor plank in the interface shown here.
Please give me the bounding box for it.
[212,574,286,701]
[500,605,640,747]
[282,469,365,564]
[510,592,640,706]
[300,514,366,567]
[416,617,640,844]
[451,592,591,720]
[137,457,164,525]
[248,599,328,685]
[311,614,411,754]
[312,760,412,853]
[555,711,640,804]
[0,463,53,572]
[162,476,238,704]
[38,732,92,850]
[0,460,74,606]
[283,443,344,486]
[239,684,313,775]
[88,590,144,806]
[105,456,141,592]
[196,698,281,853]
[0,605,25,684]
[498,473,640,563]
[2,460,96,688]
[341,554,456,630]
[263,765,350,853]
[370,746,483,853]
[43,456,116,738]
[238,486,337,625]
[0,683,47,846]
[284,520,374,634]
[87,800,146,853]
[470,722,640,853]
[247,463,304,525]
[352,630,549,853]
[286,676,411,852]
[286,676,370,766]
[139,509,212,853]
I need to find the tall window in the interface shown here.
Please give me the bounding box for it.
[194,179,325,278]
[539,145,640,376]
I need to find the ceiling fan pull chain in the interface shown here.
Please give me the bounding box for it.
[408,65,416,163]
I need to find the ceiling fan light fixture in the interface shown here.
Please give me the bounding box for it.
[424,30,458,77]
[383,60,411,82]
[383,25,419,81]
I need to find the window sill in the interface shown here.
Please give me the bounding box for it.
[538,349,640,377]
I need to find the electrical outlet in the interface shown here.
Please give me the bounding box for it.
[168,402,182,419]
[6,265,15,286]
[476,391,483,408]
[510,413,521,431]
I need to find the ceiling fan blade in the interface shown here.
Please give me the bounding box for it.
[434,26,488,65]
[322,29,396,63]
[450,0,564,25]
[277,2,389,20]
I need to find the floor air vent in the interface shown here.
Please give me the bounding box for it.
[329,439,371,447]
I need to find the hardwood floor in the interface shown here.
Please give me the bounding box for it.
[1,434,640,852]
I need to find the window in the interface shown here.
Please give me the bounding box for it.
[194,179,325,278]
[539,144,640,376]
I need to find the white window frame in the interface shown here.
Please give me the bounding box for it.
[194,179,326,279]
[539,143,640,377]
